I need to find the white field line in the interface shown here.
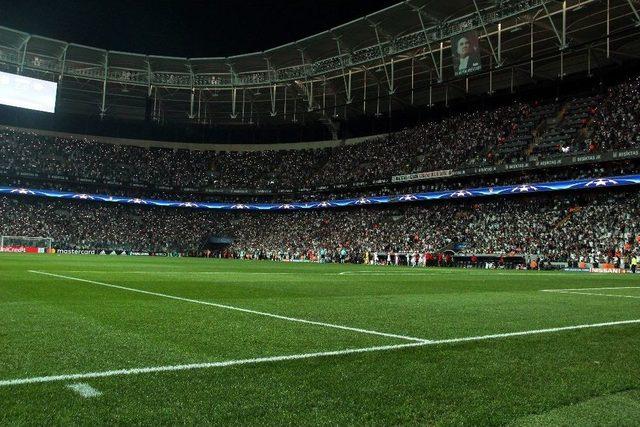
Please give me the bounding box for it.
[339,271,573,276]
[63,270,304,275]
[543,290,640,300]
[28,270,428,343]
[2,319,640,387]
[65,270,580,277]
[339,272,440,276]
[66,383,102,398]
[542,286,640,292]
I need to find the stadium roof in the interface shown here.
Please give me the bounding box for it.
[0,0,639,127]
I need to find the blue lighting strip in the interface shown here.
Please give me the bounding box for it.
[1,175,639,211]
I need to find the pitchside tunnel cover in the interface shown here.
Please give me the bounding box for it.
[206,236,234,249]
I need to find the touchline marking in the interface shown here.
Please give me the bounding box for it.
[338,270,457,275]
[64,270,306,275]
[543,290,640,300]
[66,383,102,398]
[338,271,571,276]
[28,270,428,343]
[542,286,640,292]
[338,272,441,276]
[0,343,424,387]
[2,319,639,387]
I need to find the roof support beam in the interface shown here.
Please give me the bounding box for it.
[187,61,196,119]
[296,47,316,112]
[411,56,415,105]
[333,35,353,103]
[230,87,238,119]
[409,3,443,83]
[283,85,288,119]
[292,97,297,123]
[270,84,277,117]
[368,20,395,94]
[264,57,278,116]
[530,20,534,78]
[145,56,153,96]
[362,66,368,113]
[297,47,307,75]
[607,0,610,58]
[307,79,314,112]
[439,41,444,83]
[58,43,69,81]
[197,89,202,121]
[227,63,238,119]
[541,1,567,49]
[625,0,640,26]
[322,77,327,114]
[375,80,381,117]
[472,0,502,67]
[17,35,31,74]
[100,51,109,118]
[241,88,246,122]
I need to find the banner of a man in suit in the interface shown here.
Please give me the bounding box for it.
[452,31,482,77]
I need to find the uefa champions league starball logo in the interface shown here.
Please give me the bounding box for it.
[585,178,618,187]
[72,194,94,200]
[451,190,472,198]
[510,184,538,193]
[10,188,35,195]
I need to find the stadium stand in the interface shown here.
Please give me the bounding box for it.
[2,74,640,194]
[2,73,640,268]
[1,189,638,267]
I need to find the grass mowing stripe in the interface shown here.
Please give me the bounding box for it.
[2,319,640,387]
[28,270,428,343]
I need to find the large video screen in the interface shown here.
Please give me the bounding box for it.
[0,71,57,113]
[451,31,482,77]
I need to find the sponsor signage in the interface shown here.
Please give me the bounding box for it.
[391,148,640,184]
[391,170,454,183]
[0,245,44,253]
[52,247,160,256]
[54,248,97,255]
[589,267,628,274]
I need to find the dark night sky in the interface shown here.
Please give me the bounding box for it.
[0,0,400,57]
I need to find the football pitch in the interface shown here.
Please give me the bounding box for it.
[2,254,640,425]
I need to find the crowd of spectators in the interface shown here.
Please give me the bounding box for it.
[1,74,639,193]
[590,76,640,151]
[2,160,637,205]
[1,189,638,266]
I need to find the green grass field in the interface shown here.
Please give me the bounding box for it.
[2,254,640,425]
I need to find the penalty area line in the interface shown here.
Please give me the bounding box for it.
[2,319,640,387]
[28,270,428,343]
